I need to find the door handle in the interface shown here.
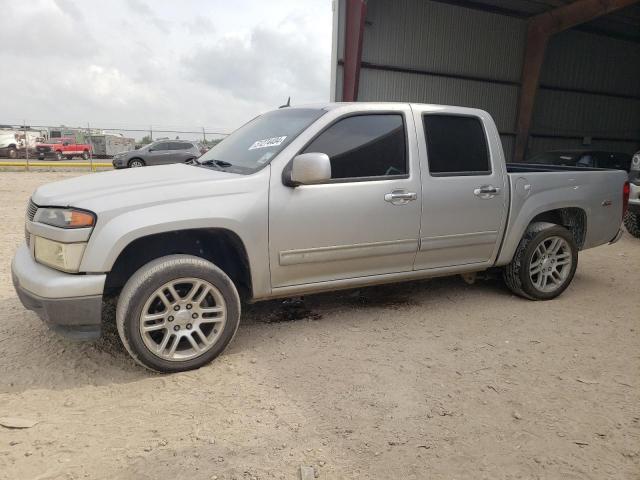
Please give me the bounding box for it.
[474,185,501,198]
[384,190,417,205]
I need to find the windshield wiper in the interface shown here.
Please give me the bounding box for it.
[198,159,233,169]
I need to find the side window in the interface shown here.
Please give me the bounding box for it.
[169,142,187,150]
[423,115,490,175]
[154,142,169,151]
[303,114,407,180]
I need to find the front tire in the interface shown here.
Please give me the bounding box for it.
[128,158,145,168]
[7,146,17,159]
[82,150,90,160]
[503,222,578,300]
[116,255,241,373]
[624,211,640,238]
[55,151,63,161]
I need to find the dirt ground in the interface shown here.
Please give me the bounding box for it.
[0,171,638,480]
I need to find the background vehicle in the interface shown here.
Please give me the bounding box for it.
[36,137,92,160]
[88,134,136,158]
[12,103,628,373]
[527,150,632,172]
[0,129,43,158]
[112,140,205,168]
[624,151,640,238]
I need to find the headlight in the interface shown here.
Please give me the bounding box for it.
[33,208,95,228]
[34,236,86,272]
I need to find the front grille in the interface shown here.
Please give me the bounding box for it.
[26,199,38,222]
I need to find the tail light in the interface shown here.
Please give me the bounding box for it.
[622,181,630,218]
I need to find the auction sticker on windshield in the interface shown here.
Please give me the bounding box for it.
[249,136,287,150]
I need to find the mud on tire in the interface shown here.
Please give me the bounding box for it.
[503,222,578,301]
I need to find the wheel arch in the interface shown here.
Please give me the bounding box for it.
[104,228,253,300]
[497,205,587,265]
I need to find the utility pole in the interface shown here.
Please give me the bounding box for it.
[202,126,206,144]
[23,121,29,171]
[87,122,94,171]
[150,126,153,142]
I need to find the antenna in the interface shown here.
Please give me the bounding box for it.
[279,97,291,109]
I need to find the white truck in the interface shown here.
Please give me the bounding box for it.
[12,103,629,372]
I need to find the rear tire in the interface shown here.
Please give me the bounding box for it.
[116,255,241,373]
[503,222,578,300]
[624,211,640,238]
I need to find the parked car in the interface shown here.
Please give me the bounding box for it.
[36,137,92,161]
[527,150,632,172]
[112,140,205,168]
[624,151,640,238]
[12,103,628,372]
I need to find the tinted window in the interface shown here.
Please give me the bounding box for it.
[423,115,490,175]
[303,114,406,179]
[153,142,169,151]
[169,142,188,150]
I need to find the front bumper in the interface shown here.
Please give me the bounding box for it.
[11,244,106,340]
[112,157,126,168]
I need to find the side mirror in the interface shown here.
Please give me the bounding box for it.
[288,153,331,186]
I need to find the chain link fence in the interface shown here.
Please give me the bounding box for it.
[0,123,230,170]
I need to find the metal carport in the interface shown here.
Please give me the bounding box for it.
[330,0,640,161]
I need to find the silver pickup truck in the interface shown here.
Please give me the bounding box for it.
[12,103,629,372]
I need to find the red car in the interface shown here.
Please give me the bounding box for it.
[36,137,92,161]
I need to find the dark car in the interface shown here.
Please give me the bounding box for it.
[527,150,632,172]
[112,140,205,168]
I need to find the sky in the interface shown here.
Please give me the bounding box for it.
[0,0,333,138]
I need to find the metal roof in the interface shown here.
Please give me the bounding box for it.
[432,0,640,42]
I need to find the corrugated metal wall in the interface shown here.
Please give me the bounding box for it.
[340,0,640,160]
[530,30,640,155]
[355,0,526,160]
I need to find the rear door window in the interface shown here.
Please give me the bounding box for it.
[423,115,490,176]
[169,142,188,150]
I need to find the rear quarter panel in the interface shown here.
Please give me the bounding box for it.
[496,169,627,265]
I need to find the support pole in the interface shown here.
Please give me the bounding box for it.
[342,0,367,102]
[87,123,94,171]
[513,0,639,162]
[23,121,29,172]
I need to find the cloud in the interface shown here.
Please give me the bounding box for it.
[0,0,332,136]
[125,0,169,33]
[0,0,97,59]
[183,21,330,106]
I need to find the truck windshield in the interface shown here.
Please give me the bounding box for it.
[197,108,326,174]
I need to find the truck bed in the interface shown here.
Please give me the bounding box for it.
[496,163,627,266]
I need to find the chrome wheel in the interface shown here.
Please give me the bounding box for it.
[529,236,572,293]
[129,160,144,168]
[139,277,227,362]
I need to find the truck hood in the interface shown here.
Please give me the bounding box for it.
[32,164,251,214]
